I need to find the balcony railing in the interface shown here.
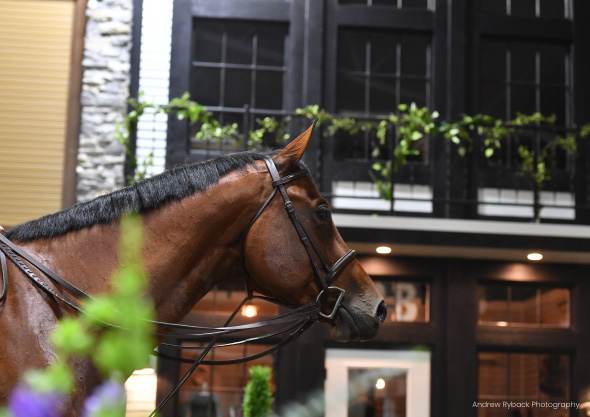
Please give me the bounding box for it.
[136,105,590,225]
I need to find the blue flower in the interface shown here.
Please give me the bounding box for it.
[82,380,126,417]
[9,385,62,417]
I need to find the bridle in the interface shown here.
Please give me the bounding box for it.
[0,155,356,415]
[244,156,356,318]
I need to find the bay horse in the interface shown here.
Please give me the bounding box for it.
[0,124,386,415]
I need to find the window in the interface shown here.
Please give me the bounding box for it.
[478,352,570,417]
[478,283,569,327]
[480,0,569,19]
[190,19,289,153]
[190,278,279,318]
[178,342,276,416]
[374,279,430,323]
[166,0,589,220]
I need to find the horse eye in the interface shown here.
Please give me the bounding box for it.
[316,207,331,222]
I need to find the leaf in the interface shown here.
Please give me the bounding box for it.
[50,317,94,356]
[484,148,494,158]
[451,136,460,144]
[398,103,408,111]
[410,131,423,141]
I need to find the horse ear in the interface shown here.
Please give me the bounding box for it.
[274,121,316,172]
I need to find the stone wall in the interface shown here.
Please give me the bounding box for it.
[76,0,133,203]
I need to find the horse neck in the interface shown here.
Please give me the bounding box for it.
[19,165,269,325]
[141,167,268,323]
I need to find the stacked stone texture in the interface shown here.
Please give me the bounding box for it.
[77,0,133,203]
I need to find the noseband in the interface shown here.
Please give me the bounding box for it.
[0,155,356,415]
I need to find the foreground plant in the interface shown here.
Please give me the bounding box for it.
[242,365,274,417]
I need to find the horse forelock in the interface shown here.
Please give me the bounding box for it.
[5,150,306,242]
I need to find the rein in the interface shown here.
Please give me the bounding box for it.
[0,155,356,415]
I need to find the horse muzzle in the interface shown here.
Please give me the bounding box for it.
[330,299,387,342]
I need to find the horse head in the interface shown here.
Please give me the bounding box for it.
[243,125,387,342]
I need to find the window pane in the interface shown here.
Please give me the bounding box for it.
[509,354,538,400]
[374,280,429,323]
[478,352,508,397]
[511,85,537,117]
[481,40,506,82]
[511,0,536,17]
[400,35,429,76]
[179,343,276,417]
[478,284,508,324]
[348,368,408,417]
[539,354,569,399]
[480,82,507,119]
[255,70,284,109]
[540,86,566,126]
[194,20,223,63]
[192,67,221,106]
[339,30,367,72]
[540,44,567,84]
[400,79,427,108]
[540,0,565,19]
[226,22,253,65]
[511,43,536,83]
[224,69,251,107]
[333,130,366,159]
[369,76,396,113]
[480,0,507,14]
[539,288,569,326]
[337,72,367,113]
[480,283,570,328]
[371,32,397,74]
[256,24,287,67]
[400,0,428,8]
[510,286,538,324]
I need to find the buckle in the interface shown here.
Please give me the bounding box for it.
[316,286,345,319]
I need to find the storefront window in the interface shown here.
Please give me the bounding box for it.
[178,343,276,417]
[478,352,570,417]
[478,283,569,327]
[373,280,430,323]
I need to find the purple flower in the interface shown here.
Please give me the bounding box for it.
[9,385,62,417]
[82,380,126,417]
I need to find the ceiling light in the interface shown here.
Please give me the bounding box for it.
[527,253,543,261]
[375,378,386,390]
[376,246,392,254]
[241,305,258,318]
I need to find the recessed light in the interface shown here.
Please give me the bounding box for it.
[241,305,258,318]
[527,253,543,261]
[376,246,392,254]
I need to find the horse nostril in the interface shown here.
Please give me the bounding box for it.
[376,300,387,324]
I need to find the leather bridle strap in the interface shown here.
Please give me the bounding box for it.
[259,156,356,317]
[0,250,7,303]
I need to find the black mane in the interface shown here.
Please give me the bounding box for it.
[5,151,271,242]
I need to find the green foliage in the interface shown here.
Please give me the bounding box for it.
[242,366,274,417]
[116,93,588,217]
[22,361,74,395]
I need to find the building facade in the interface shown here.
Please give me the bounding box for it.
[2,0,590,416]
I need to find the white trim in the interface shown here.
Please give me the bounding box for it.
[325,349,431,417]
[332,214,590,239]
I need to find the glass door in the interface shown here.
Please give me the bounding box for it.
[325,349,431,417]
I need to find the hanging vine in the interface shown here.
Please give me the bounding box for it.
[116,93,590,210]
